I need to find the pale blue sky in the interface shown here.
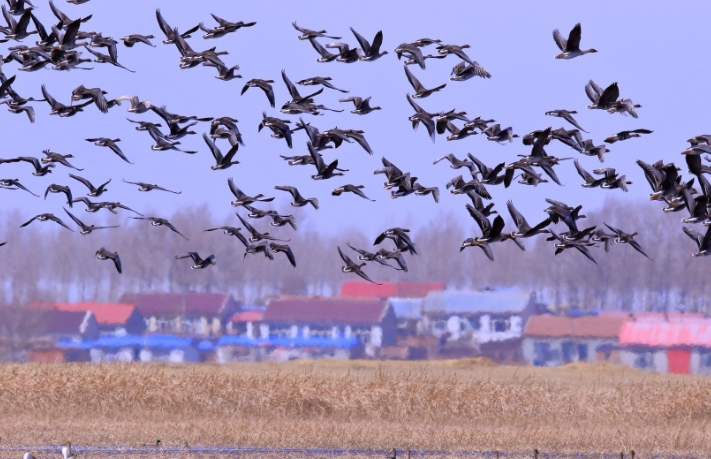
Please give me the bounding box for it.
[1,0,707,236]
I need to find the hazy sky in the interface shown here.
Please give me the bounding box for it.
[1,0,708,239]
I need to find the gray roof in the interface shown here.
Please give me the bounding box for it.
[421,291,533,315]
[389,298,423,320]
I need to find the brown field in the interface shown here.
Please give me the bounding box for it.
[1,360,710,457]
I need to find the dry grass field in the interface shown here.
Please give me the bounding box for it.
[1,360,710,457]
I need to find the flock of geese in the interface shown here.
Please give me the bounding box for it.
[0,2,709,285]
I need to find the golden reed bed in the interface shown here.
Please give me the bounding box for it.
[0,360,709,456]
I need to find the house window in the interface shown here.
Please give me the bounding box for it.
[561,342,575,362]
[492,318,509,332]
[578,344,588,361]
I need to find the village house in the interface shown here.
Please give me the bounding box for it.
[28,302,145,336]
[419,289,545,362]
[0,308,100,363]
[340,280,445,299]
[256,296,397,358]
[225,306,264,338]
[619,317,711,375]
[119,292,239,336]
[522,314,630,366]
[56,334,201,363]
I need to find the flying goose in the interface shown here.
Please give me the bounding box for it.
[553,23,597,59]
[332,184,375,201]
[116,96,152,113]
[339,96,381,115]
[205,226,249,246]
[296,76,348,93]
[374,248,408,272]
[292,22,341,40]
[350,27,387,61]
[548,229,597,264]
[605,129,653,144]
[42,85,92,117]
[258,112,293,148]
[544,109,587,132]
[484,124,518,143]
[122,179,181,194]
[404,65,446,98]
[176,252,216,269]
[0,178,37,196]
[84,46,134,72]
[44,184,73,207]
[20,213,74,231]
[450,60,491,81]
[155,9,199,44]
[100,201,143,216]
[460,208,504,261]
[210,117,244,146]
[86,138,133,164]
[308,140,347,180]
[69,174,110,197]
[374,227,416,255]
[203,133,239,170]
[574,159,605,188]
[468,154,505,184]
[599,171,632,192]
[682,226,711,257]
[338,245,380,284]
[604,223,651,259]
[326,42,360,63]
[585,80,619,110]
[41,150,82,171]
[608,98,641,118]
[147,128,196,154]
[275,185,319,209]
[64,208,119,235]
[507,200,551,239]
[544,198,586,233]
[70,85,111,114]
[236,213,288,242]
[228,177,274,207]
[446,175,491,199]
[96,247,122,273]
[406,94,437,141]
[241,79,275,107]
[308,37,340,62]
[121,34,155,47]
[131,217,189,240]
[202,14,255,37]
[3,7,36,41]
[413,183,440,203]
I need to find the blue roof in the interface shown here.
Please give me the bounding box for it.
[217,335,360,349]
[421,291,533,315]
[566,308,602,318]
[57,334,195,350]
[389,298,423,319]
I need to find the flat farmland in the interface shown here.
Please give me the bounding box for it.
[1,360,709,457]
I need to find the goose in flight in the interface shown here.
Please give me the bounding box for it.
[69,174,110,197]
[544,109,588,132]
[350,27,387,61]
[44,184,73,207]
[604,223,651,259]
[21,213,74,231]
[553,23,597,59]
[404,65,446,99]
[332,184,375,201]
[203,133,239,170]
[96,247,122,273]
[64,208,119,235]
[228,177,274,207]
[275,185,319,209]
[85,138,133,164]
[292,22,341,40]
[241,79,275,108]
[585,80,619,111]
[0,178,37,196]
[606,129,653,144]
[131,217,189,240]
[339,96,381,115]
[176,252,216,269]
[683,226,711,257]
[123,179,181,194]
[338,245,380,284]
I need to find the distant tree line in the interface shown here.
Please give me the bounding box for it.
[0,198,708,313]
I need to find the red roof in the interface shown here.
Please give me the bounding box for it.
[340,281,444,299]
[524,315,629,339]
[620,320,711,348]
[230,310,264,323]
[118,293,237,318]
[51,303,137,325]
[263,297,389,325]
